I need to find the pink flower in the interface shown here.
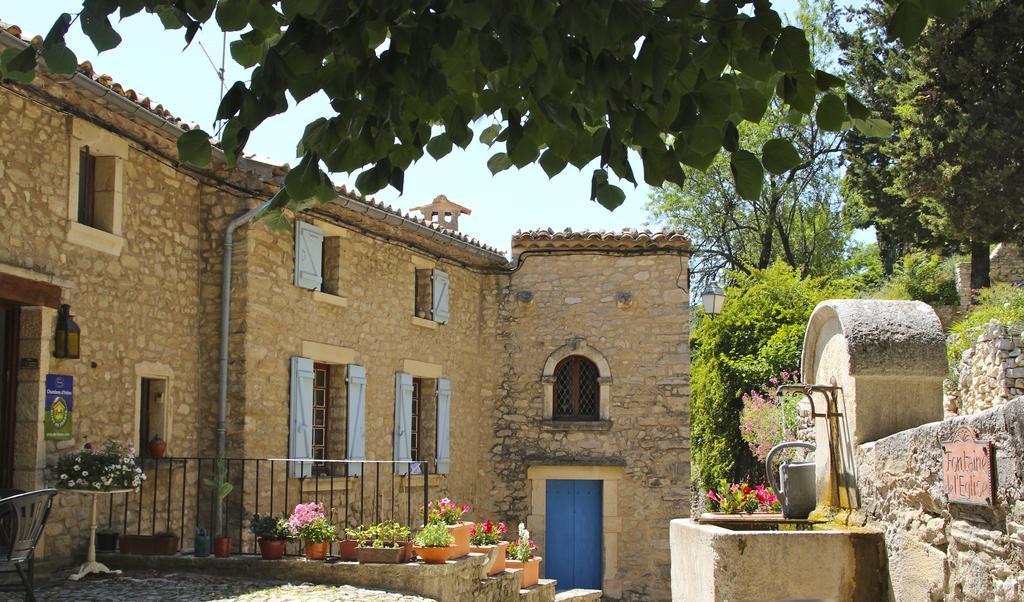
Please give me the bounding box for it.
[780,371,790,380]
[769,377,779,385]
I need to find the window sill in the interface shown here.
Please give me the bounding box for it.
[66,222,123,256]
[292,475,360,494]
[540,419,613,432]
[311,291,349,308]
[411,316,439,330]
[399,473,445,491]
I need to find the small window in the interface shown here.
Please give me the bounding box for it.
[553,356,600,420]
[77,146,96,226]
[322,236,342,296]
[75,145,117,233]
[139,377,169,455]
[312,362,331,467]
[414,268,449,323]
[415,269,432,319]
[409,378,437,470]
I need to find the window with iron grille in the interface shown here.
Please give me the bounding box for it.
[553,356,600,420]
[312,363,331,466]
[411,378,422,461]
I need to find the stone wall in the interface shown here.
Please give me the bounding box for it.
[491,243,691,601]
[857,398,1024,601]
[991,244,1024,285]
[947,321,1024,416]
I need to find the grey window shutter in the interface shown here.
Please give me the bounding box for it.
[346,365,367,477]
[289,356,315,478]
[431,269,449,324]
[435,378,451,475]
[294,221,324,290]
[394,372,413,475]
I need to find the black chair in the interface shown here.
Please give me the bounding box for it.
[0,489,58,602]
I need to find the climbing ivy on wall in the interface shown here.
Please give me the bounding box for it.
[690,262,851,494]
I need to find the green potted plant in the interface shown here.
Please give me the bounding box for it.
[287,502,337,560]
[193,526,211,557]
[425,497,473,559]
[96,528,119,552]
[203,454,234,557]
[338,525,367,562]
[413,522,454,564]
[506,523,542,588]
[250,513,295,560]
[470,521,509,576]
[355,521,412,564]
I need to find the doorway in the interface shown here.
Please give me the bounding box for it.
[545,479,603,590]
[0,306,20,489]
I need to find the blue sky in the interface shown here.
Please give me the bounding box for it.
[7,1,865,253]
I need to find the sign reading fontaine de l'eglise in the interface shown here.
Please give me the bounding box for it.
[941,426,995,507]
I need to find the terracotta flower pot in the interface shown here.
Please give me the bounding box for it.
[304,540,329,560]
[213,536,231,558]
[413,544,453,564]
[470,541,509,576]
[337,539,360,561]
[445,521,473,559]
[507,556,542,589]
[257,538,287,560]
[148,435,166,459]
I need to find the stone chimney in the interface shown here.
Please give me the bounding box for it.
[410,194,472,231]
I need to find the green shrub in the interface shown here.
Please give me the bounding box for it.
[947,284,1024,376]
[691,262,852,494]
[879,252,960,306]
[414,522,454,548]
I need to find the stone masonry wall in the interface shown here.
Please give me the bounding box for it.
[991,243,1024,285]
[857,398,1024,602]
[947,321,1024,416]
[492,251,691,601]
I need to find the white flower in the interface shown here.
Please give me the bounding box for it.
[81,471,89,477]
[74,465,81,471]
[60,474,68,480]
[93,483,101,489]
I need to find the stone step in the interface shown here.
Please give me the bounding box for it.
[519,578,556,602]
[554,588,602,601]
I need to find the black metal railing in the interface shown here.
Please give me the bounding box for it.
[101,458,431,556]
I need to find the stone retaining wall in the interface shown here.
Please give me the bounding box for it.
[856,398,1024,601]
[947,322,1024,416]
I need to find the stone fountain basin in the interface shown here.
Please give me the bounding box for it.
[670,518,887,602]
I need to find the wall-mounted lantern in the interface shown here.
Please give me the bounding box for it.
[700,281,726,317]
[54,304,81,359]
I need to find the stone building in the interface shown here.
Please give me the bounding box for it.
[0,23,690,599]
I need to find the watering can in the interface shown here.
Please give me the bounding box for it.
[766,441,816,519]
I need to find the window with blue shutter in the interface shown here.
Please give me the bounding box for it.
[431,269,449,324]
[435,378,451,474]
[346,365,367,477]
[394,372,414,475]
[294,221,324,290]
[289,356,315,478]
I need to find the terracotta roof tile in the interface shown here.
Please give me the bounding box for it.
[512,228,690,251]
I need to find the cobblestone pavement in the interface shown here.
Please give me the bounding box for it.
[1,570,435,601]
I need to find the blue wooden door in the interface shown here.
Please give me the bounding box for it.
[545,479,602,590]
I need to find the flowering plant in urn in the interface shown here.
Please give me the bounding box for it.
[426,497,473,558]
[470,521,507,546]
[706,480,780,514]
[506,523,542,588]
[53,440,145,491]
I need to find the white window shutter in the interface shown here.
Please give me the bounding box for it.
[289,356,315,478]
[431,269,450,324]
[294,221,324,290]
[346,365,367,477]
[435,378,451,475]
[394,372,413,475]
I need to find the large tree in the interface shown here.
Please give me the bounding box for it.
[649,0,853,290]
[2,0,955,225]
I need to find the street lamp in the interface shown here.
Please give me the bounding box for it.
[54,304,81,359]
[700,281,725,317]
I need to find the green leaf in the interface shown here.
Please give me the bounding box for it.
[722,122,739,153]
[739,87,769,122]
[778,73,815,114]
[928,0,966,20]
[426,134,453,160]
[771,26,811,74]
[285,153,322,200]
[887,0,928,45]
[478,124,501,146]
[215,0,249,31]
[814,69,844,91]
[688,125,722,156]
[853,118,894,139]
[230,34,266,68]
[220,120,250,167]
[539,149,568,178]
[595,183,626,210]
[815,94,847,131]
[81,13,123,52]
[762,139,802,175]
[846,95,871,120]
[261,208,293,232]
[218,483,234,499]
[486,152,512,174]
[5,46,37,74]
[41,44,78,75]
[176,129,212,166]
[730,150,764,200]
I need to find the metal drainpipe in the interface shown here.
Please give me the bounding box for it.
[217,199,272,457]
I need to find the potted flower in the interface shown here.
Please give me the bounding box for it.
[470,521,509,576]
[250,513,295,560]
[287,502,337,560]
[53,440,145,492]
[413,522,454,564]
[426,497,473,559]
[203,454,234,557]
[338,525,366,561]
[506,523,542,588]
[355,521,412,564]
[705,480,780,515]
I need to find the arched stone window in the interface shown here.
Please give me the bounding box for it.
[553,356,600,420]
[542,339,612,421]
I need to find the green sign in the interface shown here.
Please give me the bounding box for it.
[44,374,73,441]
